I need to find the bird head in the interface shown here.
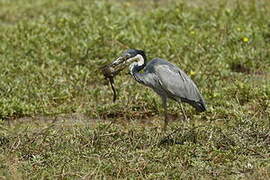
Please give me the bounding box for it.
[121,49,147,64]
[101,49,147,78]
[109,49,147,72]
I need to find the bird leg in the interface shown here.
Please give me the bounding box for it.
[180,103,188,121]
[162,97,168,131]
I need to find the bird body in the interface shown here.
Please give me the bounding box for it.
[112,49,206,130]
[130,58,206,112]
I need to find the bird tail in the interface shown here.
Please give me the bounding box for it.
[179,97,207,112]
[193,101,207,112]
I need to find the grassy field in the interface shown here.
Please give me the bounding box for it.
[0,0,270,179]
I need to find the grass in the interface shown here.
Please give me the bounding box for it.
[0,0,270,179]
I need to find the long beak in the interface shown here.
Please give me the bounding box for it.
[111,56,126,67]
[110,56,129,72]
[101,56,128,78]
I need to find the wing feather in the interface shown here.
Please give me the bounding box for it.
[153,62,205,106]
[134,58,207,111]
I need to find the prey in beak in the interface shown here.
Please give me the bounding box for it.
[101,54,130,78]
[100,49,146,102]
[100,53,131,102]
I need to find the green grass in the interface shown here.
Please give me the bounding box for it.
[0,0,270,178]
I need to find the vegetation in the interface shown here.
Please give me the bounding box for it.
[0,0,269,178]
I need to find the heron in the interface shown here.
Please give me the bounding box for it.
[111,49,207,131]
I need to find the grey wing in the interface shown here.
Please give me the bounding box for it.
[153,62,206,111]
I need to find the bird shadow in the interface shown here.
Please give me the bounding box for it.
[157,126,198,146]
[158,137,184,145]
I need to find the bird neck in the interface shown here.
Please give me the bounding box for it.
[130,63,141,74]
[129,62,146,84]
[129,55,146,75]
[128,54,148,84]
[136,54,146,67]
